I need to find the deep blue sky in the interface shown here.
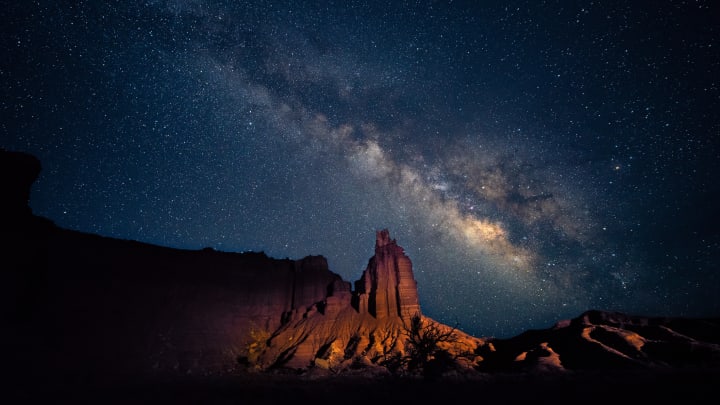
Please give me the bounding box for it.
[3,0,719,338]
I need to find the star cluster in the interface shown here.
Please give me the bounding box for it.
[3,0,719,338]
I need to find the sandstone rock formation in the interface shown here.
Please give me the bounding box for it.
[354,229,421,320]
[1,149,485,381]
[478,309,720,373]
[252,229,484,373]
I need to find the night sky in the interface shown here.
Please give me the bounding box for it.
[3,0,719,339]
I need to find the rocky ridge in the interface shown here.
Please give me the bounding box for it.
[479,309,720,373]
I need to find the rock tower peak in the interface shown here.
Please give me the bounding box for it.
[375,228,394,248]
[356,229,421,319]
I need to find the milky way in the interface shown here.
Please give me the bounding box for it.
[3,0,719,338]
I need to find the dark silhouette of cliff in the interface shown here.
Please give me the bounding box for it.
[2,150,338,380]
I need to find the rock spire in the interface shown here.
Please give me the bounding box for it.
[355,229,421,319]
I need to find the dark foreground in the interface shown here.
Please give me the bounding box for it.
[11,368,720,405]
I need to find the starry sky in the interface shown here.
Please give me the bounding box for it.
[3,0,719,338]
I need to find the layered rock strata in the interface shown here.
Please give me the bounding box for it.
[354,229,421,319]
[253,229,480,371]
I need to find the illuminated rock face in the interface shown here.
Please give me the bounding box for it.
[355,229,421,320]
[253,229,448,371]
